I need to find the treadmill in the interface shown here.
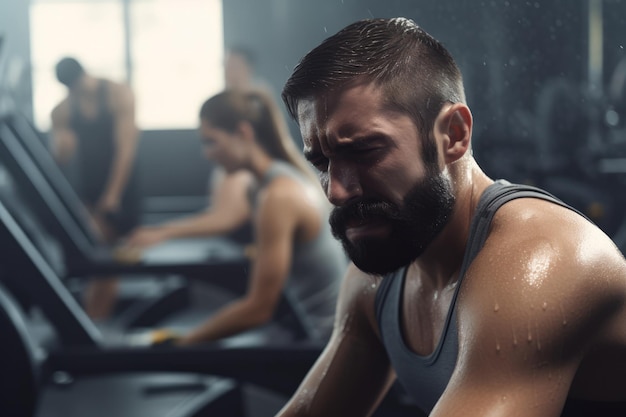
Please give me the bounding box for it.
[0,197,323,388]
[0,118,250,284]
[0,199,322,417]
[0,187,424,417]
[0,121,316,340]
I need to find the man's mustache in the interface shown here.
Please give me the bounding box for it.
[329,199,403,232]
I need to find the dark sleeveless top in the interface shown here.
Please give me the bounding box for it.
[69,80,140,234]
[374,180,626,416]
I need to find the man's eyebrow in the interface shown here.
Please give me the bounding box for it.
[334,134,388,152]
[303,133,389,161]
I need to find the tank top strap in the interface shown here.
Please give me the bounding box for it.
[375,179,584,346]
[374,267,404,326]
[372,179,588,414]
[463,179,588,264]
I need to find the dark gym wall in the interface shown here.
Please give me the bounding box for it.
[144,0,592,199]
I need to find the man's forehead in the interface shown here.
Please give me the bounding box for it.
[295,84,393,146]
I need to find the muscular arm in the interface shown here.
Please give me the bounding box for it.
[431,201,626,417]
[179,179,301,344]
[277,263,395,417]
[99,83,139,212]
[125,170,253,247]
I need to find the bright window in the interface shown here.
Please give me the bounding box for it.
[30,1,126,130]
[130,0,224,129]
[29,0,224,131]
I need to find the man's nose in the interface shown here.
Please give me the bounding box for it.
[325,161,362,206]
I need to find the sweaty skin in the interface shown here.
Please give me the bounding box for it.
[276,82,626,417]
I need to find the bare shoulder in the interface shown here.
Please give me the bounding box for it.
[251,177,310,235]
[106,79,135,110]
[491,197,626,290]
[258,174,320,211]
[221,170,255,188]
[228,169,255,182]
[107,78,133,95]
[461,196,626,353]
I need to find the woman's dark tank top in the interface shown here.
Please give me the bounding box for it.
[374,179,626,416]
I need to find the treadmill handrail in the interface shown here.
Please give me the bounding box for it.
[0,122,95,261]
[7,112,100,245]
[0,199,102,347]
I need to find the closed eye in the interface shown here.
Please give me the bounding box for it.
[354,147,379,155]
[351,147,384,162]
[309,156,329,173]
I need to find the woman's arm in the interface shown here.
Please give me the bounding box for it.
[178,179,300,344]
[125,170,253,247]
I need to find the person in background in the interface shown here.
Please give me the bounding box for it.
[50,57,141,321]
[276,17,626,417]
[224,45,273,94]
[125,45,271,250]
[224,45,257,91]
[148,89,346,346]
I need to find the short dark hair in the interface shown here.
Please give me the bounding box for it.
[55,57,85,88]
[282,17,466,137]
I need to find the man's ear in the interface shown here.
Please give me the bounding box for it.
[436,103,472,163]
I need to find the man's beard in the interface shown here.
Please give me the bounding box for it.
[329,170,455,275]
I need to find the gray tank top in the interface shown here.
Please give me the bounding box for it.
[374,180,587,414]
[248,161,347,342]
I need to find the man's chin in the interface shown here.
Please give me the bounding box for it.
[341,238,417,276]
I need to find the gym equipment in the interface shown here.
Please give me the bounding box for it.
[0,173,422,416]
[0,281,244,417]
[0,196,325,416]
[0,118,319,340]
[528,71,626,250]
[0,119,249,281]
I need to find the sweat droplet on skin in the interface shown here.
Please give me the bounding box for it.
[362,282,378,296]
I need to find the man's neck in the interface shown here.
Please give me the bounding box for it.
[411,160,493,289]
